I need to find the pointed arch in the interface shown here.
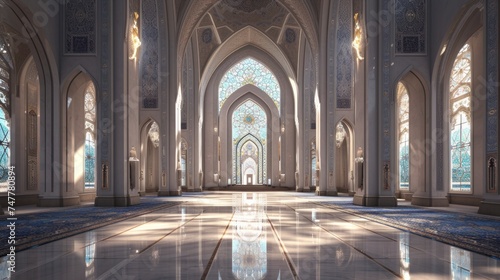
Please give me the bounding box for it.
[449,42,472,192]
[431,0,483,196]
[180,137,188,188]
[232,101,267,184]
[140,118,161,193]
[200,33,296,118]
[397,82,410,191]
[61,70,98,195]
[0,35,12,191]
[235,134,264,185]
[394,69,427,200]
[177,0,319,71]
[334,119,354,193]
[202,35,297,189]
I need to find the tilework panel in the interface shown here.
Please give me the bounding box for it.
[140,0,159,108]
[382,0,392,183]
[486,0,499,153]
[65,0,96,54]
[395,0,426,54]
[336,0,353,109]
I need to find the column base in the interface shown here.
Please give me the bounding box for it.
[353,194,365,206]
[315,190,338,196]
[411,196,449,207]
[94,196,140,207]
[353,195,397,206]
[158,190,182,196]
[378,196,397,207]
[38,196,80,207]
[128,195,141,206]
[478,200,500,216]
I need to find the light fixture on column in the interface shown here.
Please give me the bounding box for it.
[335,123,346,148]
[355,147,364,163]
[129,12,141,60]
[352,13,364,61]
[148,122,160,147]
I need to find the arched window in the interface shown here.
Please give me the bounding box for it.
[450,43,472,192]
[219,58,280,111]
[0,37,12,192]
[397,82,410,190]
[180,138,187,187]
[311,156,317,186]
[84,84,96,188]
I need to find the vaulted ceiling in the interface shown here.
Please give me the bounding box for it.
[176,0,320,75]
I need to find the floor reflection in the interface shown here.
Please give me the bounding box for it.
[84,232,96,279]
[0,256,10,279]
[232,193,268,280]
[451,247,471,279]
[399,232,410,279]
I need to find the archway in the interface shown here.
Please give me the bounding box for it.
[231,101,268,185]
[140,120,161,193]
[62,71,98,200]
[394,72,426,200]
[334,120,354,194]
[212,55,283,189]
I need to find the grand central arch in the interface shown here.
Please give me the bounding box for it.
[207,57,286,188]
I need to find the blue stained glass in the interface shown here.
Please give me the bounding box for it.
[0,108,10,186]
[450,43,472,192]
[397,83,410,190]
[84,84,96,188]
[219,58,280,111]
[311,157,317,186]
[84,132,96,187]
[181,156,186,187]
[450,112,471,191]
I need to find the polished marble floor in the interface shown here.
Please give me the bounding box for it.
[2,192,500,279]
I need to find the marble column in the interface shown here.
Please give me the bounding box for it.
[95,0,140,206]
[316,0,334,196]
[354,0,381,206]
[158,0,181,196]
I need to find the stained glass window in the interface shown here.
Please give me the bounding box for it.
[180,157,186,187]
[84,84,96,188]
[219,58,280,111]
[450,44,472,192]
[0,108,10,190]
[397,82,410,190]
[0,37,11,192]
[232,100,267,184]
[311,156,317,186]
[180,139,187,187]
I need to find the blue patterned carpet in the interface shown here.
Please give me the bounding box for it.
[318,199,500,259]
[0,197,181,255]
